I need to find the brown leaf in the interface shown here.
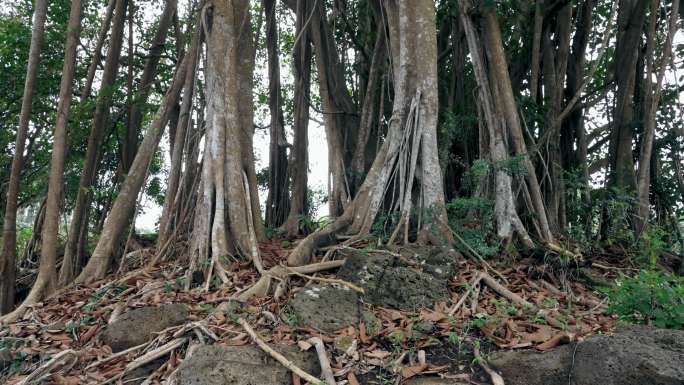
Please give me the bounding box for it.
[536,332,573,350]
[364,350,391,359]
[347,372,361,385]
[400,363,428,379]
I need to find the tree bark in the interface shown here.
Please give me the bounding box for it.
[288,0,453,266]
[189,0,265,280]
[0,0,48,315]
[122,0,178,172]
[609,0,649,191]
[12,0,83,313]
[263,0,290,229]
[76,52,191,284]
[457,0,534,248]
[158,23,202,247]
[309,1,359,216]
[634,0,680,235]
[60,0,128,286]
[281,0,312,237]
[481,5,554,243]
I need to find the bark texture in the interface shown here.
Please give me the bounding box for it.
[7,0,83,318]
[60,0,128,285]
[0,0,48,315]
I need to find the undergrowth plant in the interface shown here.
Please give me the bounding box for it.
[604,270,684,329]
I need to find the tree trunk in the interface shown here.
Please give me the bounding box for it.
[482,5,555,244]
[567,0,596,235]
[10,0,83,316]
[350,20,386,192]
[158,24,202,248]
[634,0,679,235]
[122,0,178,172]
[457,0,533,248]
[263,0,290,229]
[76,52,192,285]
[0,0,48,315]
[81,0,117,101]
[287,0,453,266]
[281,0,312,237]
[309,1,359,216]
[189,0,265,282]
[608,0,649,191]
[59,0,128,286]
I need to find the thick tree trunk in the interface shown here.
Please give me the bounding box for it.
[457,0,533,248]
[263,0,290,229]
[60,0,128,286]
[189,0,265,282]
[9,0,83,317]
[281,0,312,237]
[0,0,48,316]
[288,0,453,266]
[122,0,177,172]
[309,1,359,216]
[608,0,649,191]
[482,6,554,244]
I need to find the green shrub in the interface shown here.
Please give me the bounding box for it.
[604,270,684,329]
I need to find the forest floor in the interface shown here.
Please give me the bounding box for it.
[0,239,629,385]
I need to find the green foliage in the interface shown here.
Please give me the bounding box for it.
[446,197,498,258]
[600,187,637,246]
[15,225,33,257]
[638,225,667,268]
[604,271,684,329]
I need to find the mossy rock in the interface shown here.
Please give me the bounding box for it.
[289,284,361,333]
[337,250,449,310]
[176,344,318,385]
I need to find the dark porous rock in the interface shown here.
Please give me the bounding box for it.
[337,250,449,310]
[175,344,318,385]
[489,325,684,385]
[100,303,189,352]
[289,284,362,333]
[398,246,461,280]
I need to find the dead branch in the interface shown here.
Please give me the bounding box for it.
[308,337,337,385]
[286,266,364,293]
[474,344,504,385]
[16,349,80,385]
[237,317,324,384]
[102,337,188,385]
[448,273,483,316]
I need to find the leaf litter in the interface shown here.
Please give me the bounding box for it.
[0,239,619,384]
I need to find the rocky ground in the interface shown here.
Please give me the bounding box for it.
[1,240,681,385]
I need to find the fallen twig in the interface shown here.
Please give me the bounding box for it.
[85,341,150,370]
[101,337,188,385]
[448,273,483,316]
[308,337,337,385]
[16,349,80,385]
[287,266,364,293]
[474,344,504,385]
[237,317,324,384]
